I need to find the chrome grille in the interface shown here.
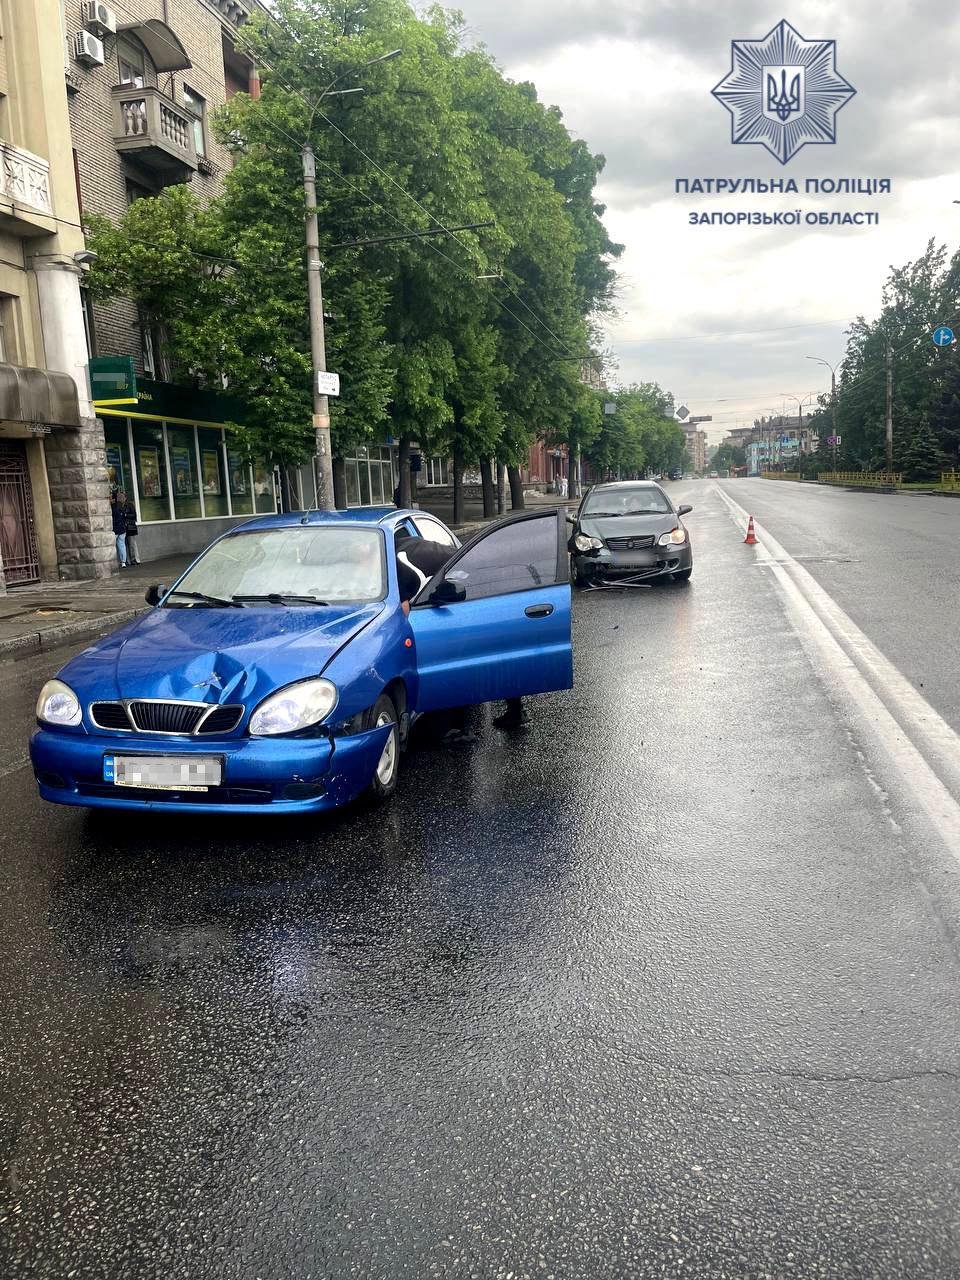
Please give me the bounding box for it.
[90,701,246,735]
[129,701,206,734]
[196,705,244,735]
[91,702,132,730]
[605,534,655,551]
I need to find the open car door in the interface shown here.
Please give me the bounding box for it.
[408,508,573,713]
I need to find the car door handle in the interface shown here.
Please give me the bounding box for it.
[524,603,554,618]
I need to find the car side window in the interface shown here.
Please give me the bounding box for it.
[444,518,557,601]
[413,517,457,548]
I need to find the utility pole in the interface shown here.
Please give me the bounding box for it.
[302,143,334,510]
[884,343,894,474]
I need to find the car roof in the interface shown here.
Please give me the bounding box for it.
[229,506,415,534]
[588,481,664,491]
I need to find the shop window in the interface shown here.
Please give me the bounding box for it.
[168,425,201,519]
[253,460,276,513]
[227,448,253,515]
[132,422,169,522]
[198,428,228,517]
[103,420,131,497]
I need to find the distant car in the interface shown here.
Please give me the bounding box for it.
[709,470,719,478]
[30,507,573,815]
[567,481,693,587]
[668,468,683,481]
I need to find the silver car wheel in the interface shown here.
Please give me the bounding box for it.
[375,711,398,786]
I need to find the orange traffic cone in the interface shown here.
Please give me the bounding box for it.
[744,515,758,545]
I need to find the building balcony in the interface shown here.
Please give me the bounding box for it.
[111,85,197,186]
[0,140,55,236]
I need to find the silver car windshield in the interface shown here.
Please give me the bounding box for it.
[169,527,386,605]
[584,488,672,516]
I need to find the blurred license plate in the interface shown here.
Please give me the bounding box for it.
[104,755,222,791]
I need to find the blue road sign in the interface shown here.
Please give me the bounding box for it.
[933,326,954,347]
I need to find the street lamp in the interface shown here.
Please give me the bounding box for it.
[778,392,816,472]
[806,356,839,469]
[302,50,402,509]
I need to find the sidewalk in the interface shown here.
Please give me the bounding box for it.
[0,492,573,663]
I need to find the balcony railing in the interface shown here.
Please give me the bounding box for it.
[111,85,197,185]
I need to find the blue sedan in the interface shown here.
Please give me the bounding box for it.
[30,506,573,814]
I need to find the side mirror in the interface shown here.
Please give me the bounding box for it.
[431,577,466,605]
[145,584,166,606]
[677,504,693,516]
[565,512,576,524]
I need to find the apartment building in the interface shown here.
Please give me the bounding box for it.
[0,0,115,590]
[63,0,277,561]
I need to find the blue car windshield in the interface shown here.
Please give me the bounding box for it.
[168,527,385,605]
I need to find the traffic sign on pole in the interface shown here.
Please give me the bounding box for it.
[932,326,955,347]
[316,370,341,397]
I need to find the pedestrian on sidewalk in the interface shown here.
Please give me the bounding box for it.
[111,489,129,568]
[123,498,141,565]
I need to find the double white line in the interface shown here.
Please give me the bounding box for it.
[716,485,960,861]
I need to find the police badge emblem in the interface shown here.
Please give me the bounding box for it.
[712,20,855,165]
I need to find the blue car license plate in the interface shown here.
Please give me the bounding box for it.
[103,755,223,791]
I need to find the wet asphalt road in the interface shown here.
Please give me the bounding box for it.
[3,482,960,1278]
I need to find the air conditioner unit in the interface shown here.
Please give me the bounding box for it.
[82,1,117,37]
[74,29,105,67]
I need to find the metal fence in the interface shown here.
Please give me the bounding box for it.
[941,471,960,491]
[817,471,902,487]
[760,471,801,481]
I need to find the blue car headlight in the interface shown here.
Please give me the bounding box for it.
[248,678,338,737]
[36,679,82,727]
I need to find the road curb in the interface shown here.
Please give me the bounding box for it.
[0,607,145,665]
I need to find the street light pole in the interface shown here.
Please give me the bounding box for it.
[300,50,402,510]
[885,343,894,473]
[779,392,816,473]
[806,355,839,470]
[302,142,333,509]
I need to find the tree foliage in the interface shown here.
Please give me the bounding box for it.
[84,0,622,493]
[584,383,683,479]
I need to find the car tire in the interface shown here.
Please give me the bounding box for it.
[573,562,592,589]
[673,568,693,583]
[363,693,400,803]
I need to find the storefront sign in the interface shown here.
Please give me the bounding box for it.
[90,357,138,406]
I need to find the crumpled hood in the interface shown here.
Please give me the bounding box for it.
[580,512,678,540]
[58,603,384,706]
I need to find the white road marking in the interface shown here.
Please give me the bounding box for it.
[715,484,960,861]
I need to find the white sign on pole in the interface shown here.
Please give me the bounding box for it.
[315,371,341,397]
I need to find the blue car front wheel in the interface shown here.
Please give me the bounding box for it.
[363,693,400,804]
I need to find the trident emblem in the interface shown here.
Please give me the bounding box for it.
[766,69,801,121]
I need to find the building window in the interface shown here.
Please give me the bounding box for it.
[125,180,152,205]
[182,86,206,158]
[118,38,146,88]
[80,289,96,358]
[421,456,447,486]
[139,309,171,381]
[0,295,17,363]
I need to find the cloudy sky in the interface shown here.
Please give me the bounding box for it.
[447,0,960,440]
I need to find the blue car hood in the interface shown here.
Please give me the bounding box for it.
[60,603,385,705]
